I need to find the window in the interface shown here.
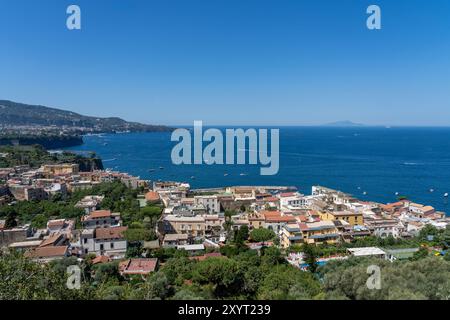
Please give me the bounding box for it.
[100,244,104,251]
[111,242,114,249]
[83,238,87,244]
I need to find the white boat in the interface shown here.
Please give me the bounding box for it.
[224,173,229,177]
[445,193,449,197]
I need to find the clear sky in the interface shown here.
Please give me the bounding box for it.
[0,0,449,126]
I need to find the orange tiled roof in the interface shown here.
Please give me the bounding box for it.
[119,258,158,275]
[145,191,160,202]
[25,246,68,259]
[262,211,296,223]
[92,255,111,265]
[47,219,65,228]
[89,210,112,219]
[189,252,222,261]
[95,226,128,240]
[39,233,64,247]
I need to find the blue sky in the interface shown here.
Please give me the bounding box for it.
[0,0,449,126]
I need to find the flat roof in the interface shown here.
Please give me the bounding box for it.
[177,244,205,251]
[348,247,386,256]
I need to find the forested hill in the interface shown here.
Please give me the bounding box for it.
[0,100,172,132]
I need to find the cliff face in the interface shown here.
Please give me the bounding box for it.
[75,157,104,172]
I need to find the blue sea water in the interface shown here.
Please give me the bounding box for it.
[65,127,450,213]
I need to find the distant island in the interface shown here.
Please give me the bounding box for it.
[322,120,365,127]
[0,100,173,149]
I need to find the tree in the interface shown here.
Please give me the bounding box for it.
[139,272,170,300]
[234,225,249,245]
[302,243,318,273]
[249,228,276,243]
[4,209,17,229]
[257,265,322,300]
[0,251,92,300]
[191,257,243,298]
[410,247,429,261]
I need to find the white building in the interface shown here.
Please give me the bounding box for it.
[80,226,128,259]
[194,195,220,214]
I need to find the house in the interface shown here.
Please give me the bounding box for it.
[365,218,405,238]
[145,191,160,204]
[39,233,67,247]
[8,240,43,251]
[194,195,220,214]
[8,185,47,201]
[143,239,161,251]
[25,245,70,263]
[278,192,307,210]
[80,226,128,259]
[75,195,104,214]
[161,215,206,237]
[280,220,340,248]
[81,210,121,229]
[280,223,303,248]
[119,258,159,277]
[47,219,74,235]
[42,164,79,176]
[262,211,296,234]
[299,221,340,245]
[248,213,265,229]
[408,203,435,218]
[320,210,364,226]
[0,225,31,247]
[163,233,189,247]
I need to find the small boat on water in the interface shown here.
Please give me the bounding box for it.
[240,173,247,176]
[159,166,164,170]
[445,193,449,197]
[224,173,229,177]
[430,188,434,193]
[191,176,196,180]
[395,192,399,196]
[148,169,156,172]
[363,191,367,195]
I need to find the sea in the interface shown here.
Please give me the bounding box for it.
[64,127,450,214]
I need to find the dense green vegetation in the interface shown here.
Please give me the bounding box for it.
[0,181,162,236]
[2,238,449,300]
[319,256,450,299]
[0,135,84,149]
[0,145,103,170]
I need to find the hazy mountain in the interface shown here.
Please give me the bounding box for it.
[322,120,365,127]
[0,100,172,132]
